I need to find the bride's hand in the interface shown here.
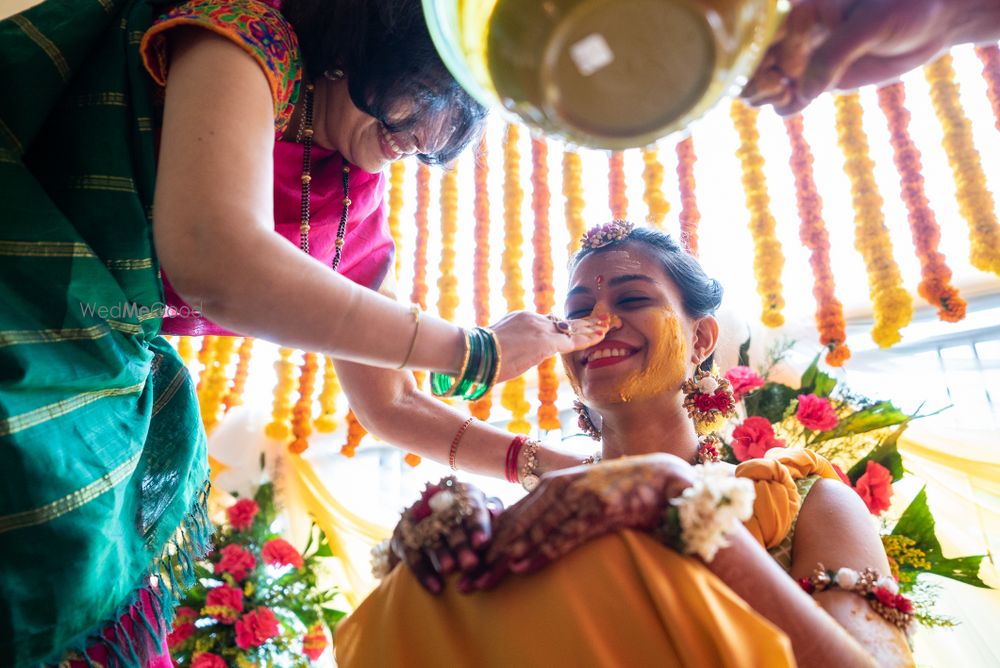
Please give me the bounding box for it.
[491,312,609,384]
[389,478,502,594]
[462,454,694,591]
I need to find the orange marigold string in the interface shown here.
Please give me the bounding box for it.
[265,347,297,440]
[289,352,319,454]
[470,135,493,421]
[223,337,255,412]
[730,100,785,328]
[676,136,700,256]
[878,82,966,322]
[563,149,586,256]
[975,45,1000,131]
[641,145,670,229]
[195,335,216,392]
[835,92,913,347]
[785,115,851,366]
[501,124,531,434]
[411,163,431,389]
[341,408,367,458]
[608,151,628,220]
[531,136,561,431]
[925,54,1000,276]
[437,166,459,321]
[387,160,406,278]
[315,355,340,433]
[175,335,195,367]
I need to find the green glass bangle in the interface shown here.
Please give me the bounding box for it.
[453,329,484,399]
[464,329,496,401]
[430,329,471,397]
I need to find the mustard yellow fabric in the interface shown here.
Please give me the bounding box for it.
[336,530,793,668]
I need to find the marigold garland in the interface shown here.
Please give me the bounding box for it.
[608,151,628,220]
[437,166,460,321]
[975,45,1000,131]
[470,136,493,421]
[730,100,785,328]
[676,136,701,256]
[341,408,367,458]
[175,335,195,367]
[388,160,406,278]
[200,336,236,433]
[641,146,670,228]
[501,124,531,434]
[289,352,318,454]
[785,115,851,366]
[315,355,340,433]
[531,136,561,431]
[878,82,967,322]
[834,92,914,347]
[223,337,255,412]
[411,163,431,311]
[563,149,586,256]
[195,335,217,392]
[925,54,1000,276]
[265,347,297,440]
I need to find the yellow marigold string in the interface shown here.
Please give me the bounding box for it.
[975,45,1000,131]
[437,166,460,321]
[289,352,319,454]
[785,115,851,367]
[878,82,967,322]
[563,149,586,256]
[175,335,195,367]
[388,160,406,278]
[608,151,628,220]
[675,136,700,256]
[641,146,670,228]
[265,347,297,440]
[925,54,1000,276]
[314,355,340,433]
[470,135,493,421]
[223,337,255,412]
[835,92,914,347]
[200,336,236,434]
[531,136,561,431]
[195,335,217,392]
[411,163,431,390]
[730,100,785,328]
[341,408,367,458]
[501,124,531,434]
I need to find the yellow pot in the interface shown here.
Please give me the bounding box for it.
[424,0,785,149]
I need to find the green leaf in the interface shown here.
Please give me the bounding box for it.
[891,488,988,588]
[314,531,334,558]
[799,353,837,398]
[322,605,347,631]
[809,400,910,444]
[743,382,798,423]
[846,426,906,483]
[738,336,751,368]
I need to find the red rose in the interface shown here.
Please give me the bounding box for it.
[796,394,839,432]
[302,622,328,661]
[262,538,304,569]
[166,622,195,649]
[235,607,281,649]
[227,498,260,531]
[174,606,199,625]
[731,416,785,462]
[411,483,442,522]
[894,594,914,614]
[693,391,730,413]
[854,460,893,515]
[874,586,897,608]
[203,584,244,624]
[798,578,815,594]
[215,543,257,581]
[831,463,851,486]
[724,366,765,401]
[191,652,227,668]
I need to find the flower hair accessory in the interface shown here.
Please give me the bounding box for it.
[580,219,635,251]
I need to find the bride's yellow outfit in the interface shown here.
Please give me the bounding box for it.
[337,450,839,667]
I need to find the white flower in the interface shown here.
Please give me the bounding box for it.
[672,463,755,562]
[876,576,899,594]
[697,376,719,394]
[370,539,393,579]
[428,490,457,513]
[835,567,859,589]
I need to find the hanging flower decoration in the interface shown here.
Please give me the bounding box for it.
[501,124,531,434]
[411,163,431,311]
[834,92,913,347]
[201,336,237,434]
[314,356,340,433]
[878,82,966,322]
[925,54,1000,276]
[196,335,217,392]
[224,337,255,412]
[784,114,851,366]
[563,149,586,256]
[264,347,297,440]
[437,167,460,321]
[608,150,628,220]
[641,145,670,228]
[341,408,367,458]
[975,45,1000,131]
[289,352,318,454]
[387,160,406,278]
[675,136,701,256]
[471,135,493,421]
[730,100,785,327]
[176,335,195,367]
[531,136,561,431]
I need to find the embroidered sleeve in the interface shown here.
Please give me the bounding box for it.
[140,0,301,134]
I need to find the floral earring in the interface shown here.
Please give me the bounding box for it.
[682,367,736,435]
[573,400,602,441]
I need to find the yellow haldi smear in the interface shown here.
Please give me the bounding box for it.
[617,308,688,403]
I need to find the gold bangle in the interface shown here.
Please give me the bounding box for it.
[397,305,421,369]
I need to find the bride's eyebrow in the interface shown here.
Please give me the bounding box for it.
[567,274,656,298]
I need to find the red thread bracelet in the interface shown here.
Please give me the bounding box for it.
[448,417,474,471]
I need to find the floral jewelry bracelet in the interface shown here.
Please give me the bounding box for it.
[800,564,914,633]
[397,477,473,553]
[370,538,393,579]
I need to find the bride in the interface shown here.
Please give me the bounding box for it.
[336,222,914,668]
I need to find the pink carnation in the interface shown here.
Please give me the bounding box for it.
[724,366,765,401]
[227,497,260,531]
[262,538,304,569]
[203,584,244,624]
[731,416,785,462]
[166,622,195,649]
[796,394,839,432]
[191,652,227,668]
[854,460,893,515]
[215,543,257,581]
[235,607,281,649]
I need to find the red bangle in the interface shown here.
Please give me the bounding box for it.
[505,435,529,483]
[448,417,474,471]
